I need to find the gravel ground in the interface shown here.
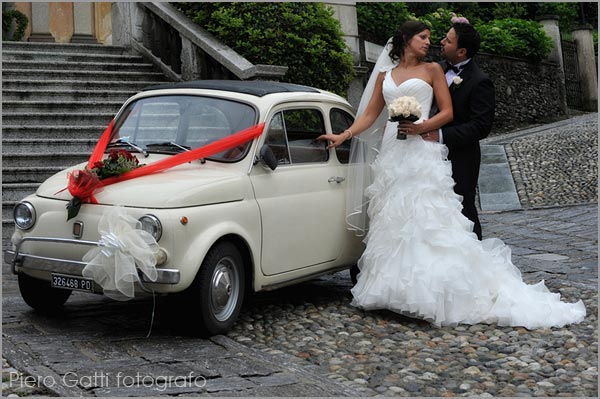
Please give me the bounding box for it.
[227,278,596,397]
[505,113,598,208]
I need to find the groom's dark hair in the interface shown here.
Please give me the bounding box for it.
[452,23,480,58]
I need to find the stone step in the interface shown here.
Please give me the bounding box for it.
[2,41,129,55]
[2,125,106,140]
[3,203,16,225]
[2,101,123,113]
[3,59,156,72]
[3,222,16,242]
[2,183,41,202]
[3,112,115,126]
[2,139,96,154]
[2,49,144,64]
[2,69,167,82]
[2,153,89,168]
[2,167,65,183]
[2,79,167,91]
[2,89,134,102]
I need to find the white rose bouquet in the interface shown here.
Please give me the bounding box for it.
[388,96,422,140]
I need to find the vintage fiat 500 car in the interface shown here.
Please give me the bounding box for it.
[5,80,364,336]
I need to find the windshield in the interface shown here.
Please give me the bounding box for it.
[111,95,257,161]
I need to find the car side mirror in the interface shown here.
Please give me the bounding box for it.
[259,144,278,171]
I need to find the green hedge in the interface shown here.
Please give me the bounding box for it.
[2,9,28,42]
[175,2,355,96]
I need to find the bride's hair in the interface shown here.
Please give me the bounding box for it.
[389,21,430,62]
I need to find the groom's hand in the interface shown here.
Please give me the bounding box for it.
[421,130,440,142]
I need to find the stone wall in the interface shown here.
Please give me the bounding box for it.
[475,53,567,133]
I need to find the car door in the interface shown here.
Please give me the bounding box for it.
[250,106,347,276]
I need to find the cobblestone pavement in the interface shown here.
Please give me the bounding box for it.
[3,113,598,397]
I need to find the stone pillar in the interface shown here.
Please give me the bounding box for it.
[326,1,369,108]
[572,25,598,111]
[111,3,143,50]
[29,2,53,42]
[326,1,360,64]
[71,2,97,43]
[181,36,202,80]
[94,3,113,44]
[538,16,564,69]
[537,15,568,115]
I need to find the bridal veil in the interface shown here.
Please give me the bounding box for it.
[346,39,397,236]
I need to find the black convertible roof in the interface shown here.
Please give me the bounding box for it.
[143,80,320,97]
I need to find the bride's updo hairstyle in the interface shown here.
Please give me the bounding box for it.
[389,21,430,62]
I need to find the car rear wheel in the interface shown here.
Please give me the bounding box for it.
[18,273,72,311]
[187,242,245,337]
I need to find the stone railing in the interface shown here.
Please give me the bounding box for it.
[112,2,288,82]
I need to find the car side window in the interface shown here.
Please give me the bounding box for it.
[330,108,355,164]
[265,109,328,165]
[283,109,328,164]
[265,113,291,165]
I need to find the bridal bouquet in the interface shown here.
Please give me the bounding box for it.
[388,96,422,140]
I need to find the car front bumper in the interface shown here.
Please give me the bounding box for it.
[4,236,180,286]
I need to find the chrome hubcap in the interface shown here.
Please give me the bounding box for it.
[210,257,239,322]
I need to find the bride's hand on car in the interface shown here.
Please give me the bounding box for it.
[317,131,350,149]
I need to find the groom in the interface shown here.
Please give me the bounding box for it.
[423,22,495,240]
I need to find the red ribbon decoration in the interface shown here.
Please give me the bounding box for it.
[99,122,264,187]
[88,120,115,169]
[61,120,263,219]
[67,169,101,204]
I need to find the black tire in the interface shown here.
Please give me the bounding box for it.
[18,273,71,311]
[186,241,245,337]
[350,264,360,286]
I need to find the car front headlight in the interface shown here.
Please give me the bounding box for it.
[139,214,162,241]
[14,202,36,230]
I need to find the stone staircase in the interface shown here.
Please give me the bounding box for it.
[2,41,172,240]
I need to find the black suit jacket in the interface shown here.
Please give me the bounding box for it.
[440,59,495,197]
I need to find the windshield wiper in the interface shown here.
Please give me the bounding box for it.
[107,138,148,157]
[146,142,191,153]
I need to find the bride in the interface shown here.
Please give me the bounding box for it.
[318,21,585,328]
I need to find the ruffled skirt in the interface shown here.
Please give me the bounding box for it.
[351,133,586,328]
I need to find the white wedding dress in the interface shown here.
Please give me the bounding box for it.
[350,74,586,328]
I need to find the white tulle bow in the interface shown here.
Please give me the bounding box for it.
[82,208,159,300]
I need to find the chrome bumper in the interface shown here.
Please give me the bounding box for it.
[4,237,180,285]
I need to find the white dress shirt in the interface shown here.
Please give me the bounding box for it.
[438,59,471,143]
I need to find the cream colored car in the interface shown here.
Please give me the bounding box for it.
[5,80,364,336]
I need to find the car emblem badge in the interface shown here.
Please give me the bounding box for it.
[73,221,84,239]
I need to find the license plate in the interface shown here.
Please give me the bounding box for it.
[51,273,94,292]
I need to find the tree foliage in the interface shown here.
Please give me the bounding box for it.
[175,2,355,96]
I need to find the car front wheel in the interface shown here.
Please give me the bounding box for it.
[18,273,72,311]
[187,242,245,337]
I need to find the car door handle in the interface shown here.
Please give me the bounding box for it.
[328,176,345,184]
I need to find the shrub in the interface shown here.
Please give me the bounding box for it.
[2,9,28,42]
[419,8,466,44]
[355,4,554,63]
[175,2,354,96]
[356,2,415,45]
[477,18,553,61]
